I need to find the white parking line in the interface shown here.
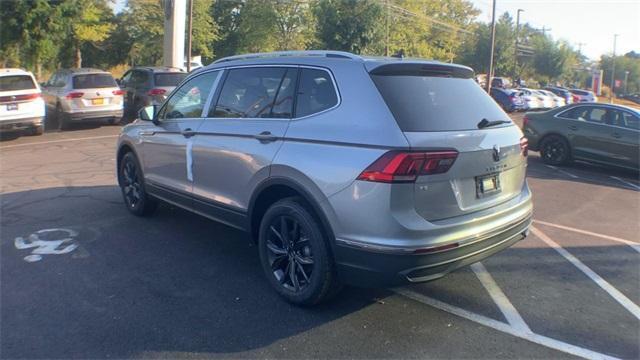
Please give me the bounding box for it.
[471,262,531,333]
[609,176,640,191]
[531,226,640,320]
[395,288,621,360]
[0,135,118,150]
[533,219,640,253]
[544,165,579,179]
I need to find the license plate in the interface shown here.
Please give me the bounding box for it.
[92,98,104,105]
[476,173,500,197]
[7,103,18,111]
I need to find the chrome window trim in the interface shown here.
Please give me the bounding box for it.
[203,64,341,121]
[553,104,640,132]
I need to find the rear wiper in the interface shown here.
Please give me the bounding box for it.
[477,118,511,129]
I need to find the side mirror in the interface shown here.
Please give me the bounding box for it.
[139,105,160,125]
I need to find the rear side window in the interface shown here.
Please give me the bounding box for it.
[154,73,186,87]
[72,74,117,89]
[0,75,36,91]
[212,67,288,118]
[372,75,509,131]
[295,68,338,118]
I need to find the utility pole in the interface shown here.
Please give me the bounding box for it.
[514,9,524,80]
[385,0,389,56]
[186,0,193,72]
[576,42,585,55]
[486,0,497,94]
[610,34,619,103]
[541,26,551,36]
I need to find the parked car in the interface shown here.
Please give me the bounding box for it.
[516,88,543,110]
[0,68,45,136]
[545,86,573,105]
[116,51,532,305]
[621,93,640,104]
[119,67,187,119]
[539,89,565,107]
[532,90,555,109]
[42,68,123,130]
[523,103,639,170]
[490,87,526,112]
[569,89,597,103]
[491,77,511,89]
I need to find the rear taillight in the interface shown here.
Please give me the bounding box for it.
[357,150,458,183]
[0,93,41,103]
[66,92,84,99]
[147,88,166,96]
[522,115,529,127]
[112,89,124,96]
[572,94,580,103]
[520,137,528,157]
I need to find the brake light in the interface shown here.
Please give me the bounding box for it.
[520,137,528,157]
[0,93,41,103]
[66,92,84,99]
[112,89,124,96]
[147,88,166,96]
[572,94,580,103]
[357,150,458,183]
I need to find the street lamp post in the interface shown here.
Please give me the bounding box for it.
[515,9,524,80]
[610,34,618,103]
[486,0,497,94]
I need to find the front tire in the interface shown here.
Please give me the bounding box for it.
[30,124,44,136]
[119,152,157,216]
[258,197,341,305]
[540,134,572,165]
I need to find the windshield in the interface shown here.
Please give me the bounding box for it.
[372,75,510,131]
[154,73,186,87]
[0,75,36,91]
[72,74,117,89]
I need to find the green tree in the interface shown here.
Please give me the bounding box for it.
[600,53,640,94]
[312,0,384,54]
[191,0,218,62]
[59,0,115,68]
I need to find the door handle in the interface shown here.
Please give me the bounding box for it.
[182,128,196,138]
[612,132,622,139]
[254,131,278,143]
[139,130,155,136]
[568,125,578,131]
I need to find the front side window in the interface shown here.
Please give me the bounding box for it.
[160,71,219,120]
[212,67,289,118]
[295,68,338,118]
[612,110,640,130]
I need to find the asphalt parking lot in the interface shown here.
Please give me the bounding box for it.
[1,116,639,359]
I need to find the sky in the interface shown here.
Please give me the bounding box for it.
[469,0,639,60]
[112,0,638,60]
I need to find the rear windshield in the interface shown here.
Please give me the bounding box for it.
[0,75,36,91]
[372,75,510,131]
[72,74,117,89]
[154,73,186,87]
[571,89,589,95]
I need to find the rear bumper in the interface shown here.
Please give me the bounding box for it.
[66,109,123,121]
[0,116,44,131]
[335,214,531,287]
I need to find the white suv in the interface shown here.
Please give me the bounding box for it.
[0,69,46,136]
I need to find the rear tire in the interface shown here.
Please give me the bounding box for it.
[540,134,572,165]
[30,124,44,136]
[55,104,69,131]
[108,117,120,125]
[258,197,341,305]
[119,152,157,216]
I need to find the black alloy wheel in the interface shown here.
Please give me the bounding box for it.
[119,152,157,216]
[540,135,571,165]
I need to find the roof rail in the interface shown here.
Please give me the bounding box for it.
[213,50,361,64]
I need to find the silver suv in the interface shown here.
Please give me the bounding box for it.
[43,68,123,130]
[116,51,532,305]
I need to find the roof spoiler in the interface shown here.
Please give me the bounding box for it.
[369,63,474,79]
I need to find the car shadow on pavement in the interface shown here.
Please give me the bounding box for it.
[526,153,639,191]
[0,185,392,359]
